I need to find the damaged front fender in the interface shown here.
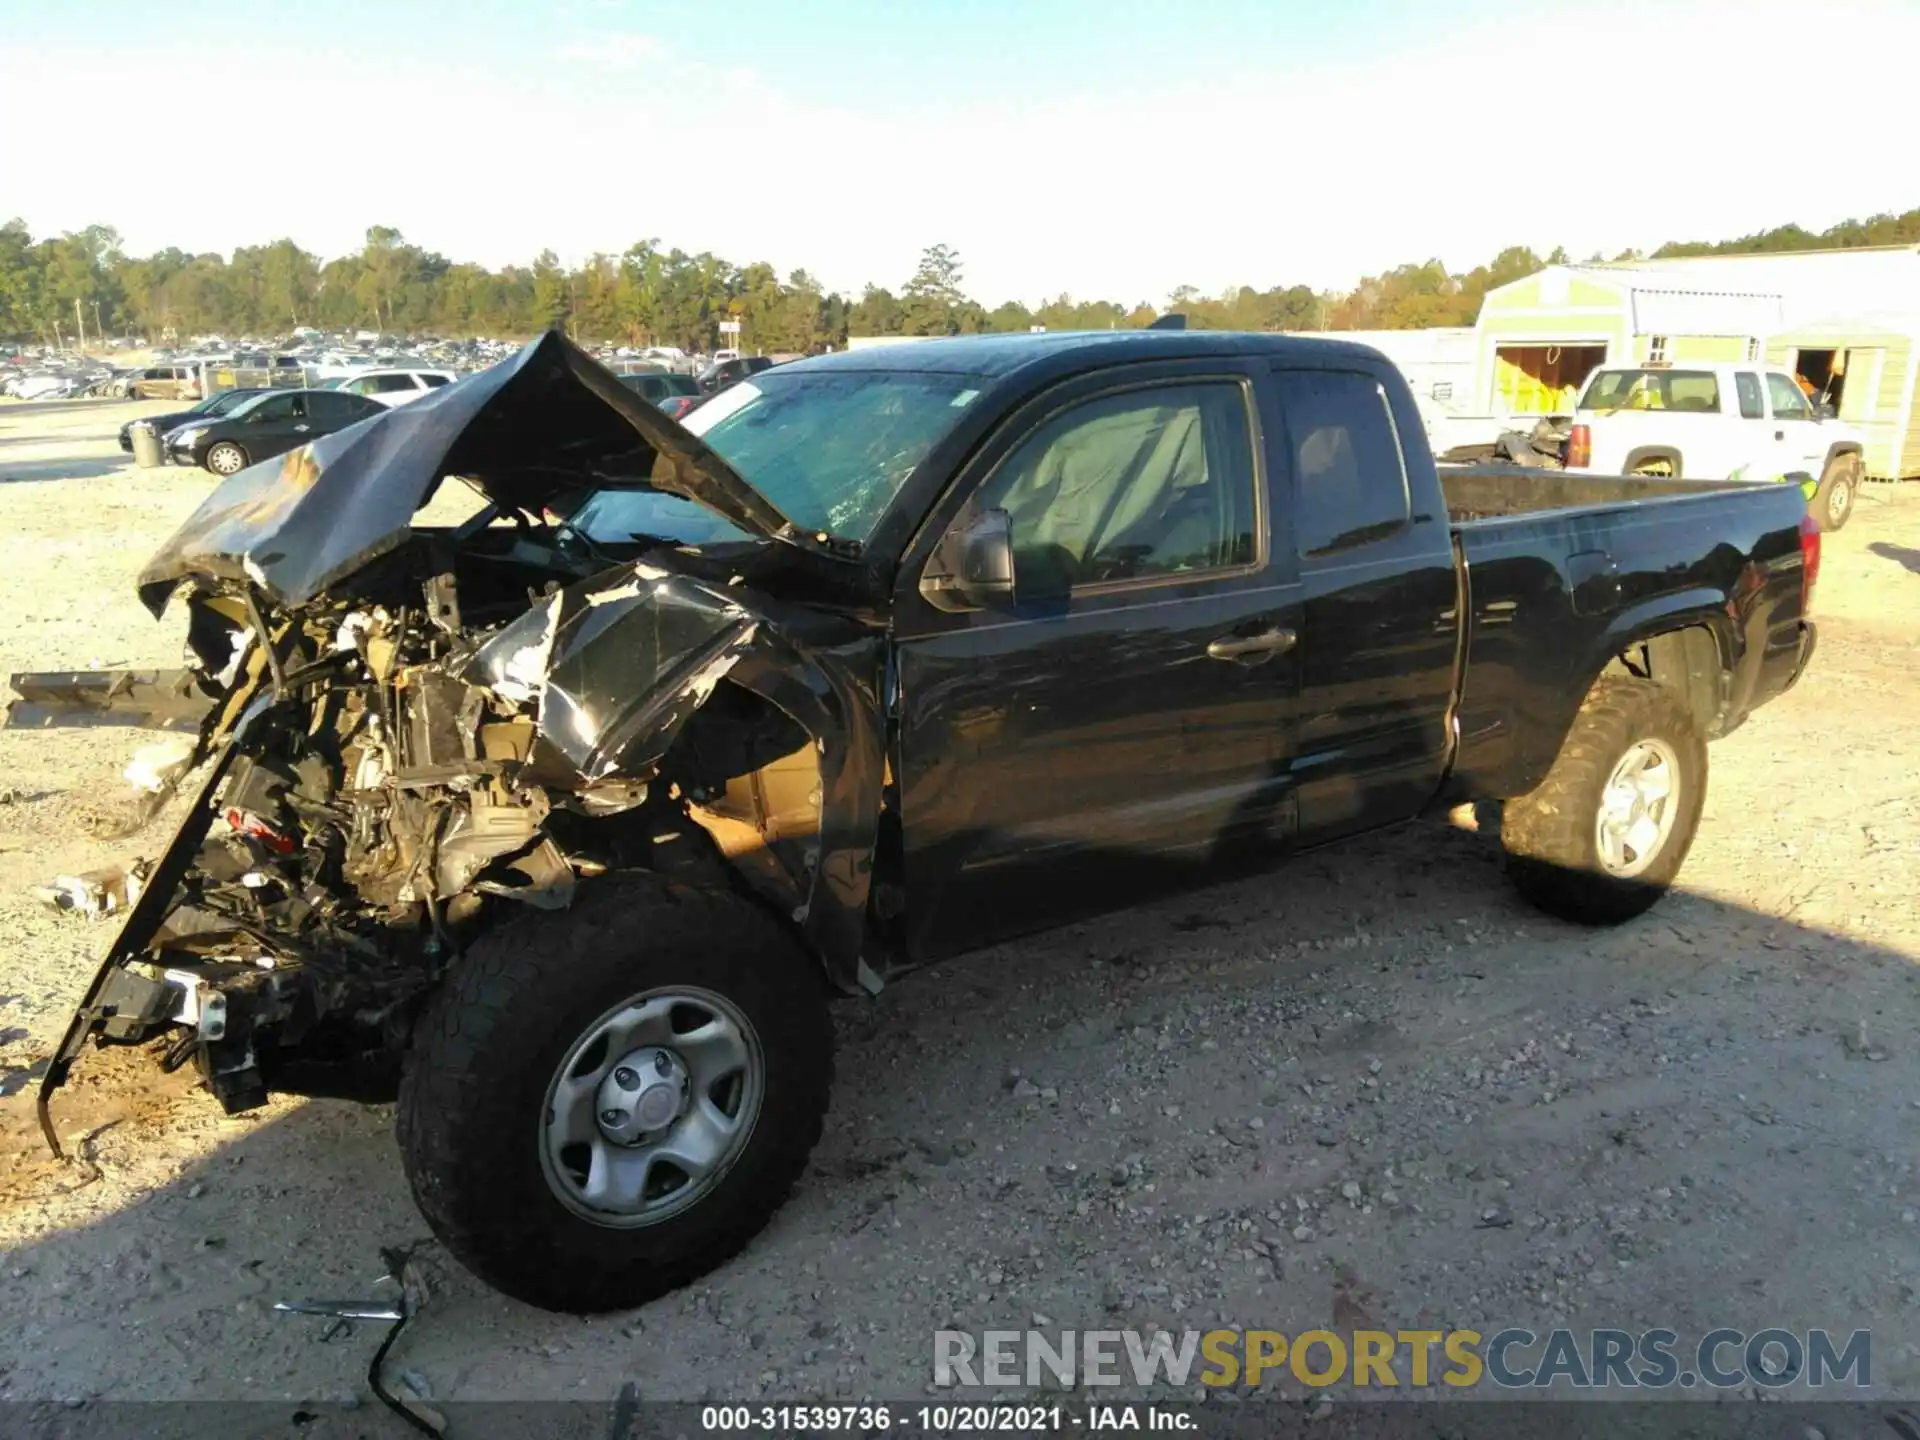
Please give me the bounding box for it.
[465,559,887,989]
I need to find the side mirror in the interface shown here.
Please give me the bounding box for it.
[1814,403,1836,420]
[920,508,1015,612]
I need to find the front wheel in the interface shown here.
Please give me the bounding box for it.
[1499,677,1706,925]
[204,441,249,476]
[1812,454,1860,532]
[396,876,833,1313]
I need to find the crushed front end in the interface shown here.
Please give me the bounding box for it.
[23,332,887,1154]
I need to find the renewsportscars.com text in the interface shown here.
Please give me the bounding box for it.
[934,1327,1871,1391]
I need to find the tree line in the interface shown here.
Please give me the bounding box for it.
[6,207,1919,352]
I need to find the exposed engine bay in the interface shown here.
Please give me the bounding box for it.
[64,542,823,1114]
[26,332,888,1150]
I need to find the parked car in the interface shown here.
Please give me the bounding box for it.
[165,388,387,474]
[127,364,203,401]
[8,372,89,400]
[14,330,1816,1315]
[117,389,269,452]
[327,368,459,407]
[1562,362,1867,531]
[616,370,701,409]
[694,354,773,395]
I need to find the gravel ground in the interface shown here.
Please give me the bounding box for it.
[1,399,1917,1414]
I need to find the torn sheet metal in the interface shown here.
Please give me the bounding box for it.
[135,331,825,617]
[7,669,215,732]
[466,563,761,787]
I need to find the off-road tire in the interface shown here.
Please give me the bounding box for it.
[396,875,833,1313]
[1812,453,1860,532]
[1500,678,1706,925]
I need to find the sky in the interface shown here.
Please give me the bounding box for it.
[4,0,1919,307]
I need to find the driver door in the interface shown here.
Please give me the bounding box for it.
[1765,371,1823,474]
[891,361,1304,960]
[243,392,312,455]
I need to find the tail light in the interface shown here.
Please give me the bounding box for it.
[1565,423,1591,469]
[1799,511,1821,614]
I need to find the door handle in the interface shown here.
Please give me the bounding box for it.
[1207,627,1297,662]
[1774,430,1784,440]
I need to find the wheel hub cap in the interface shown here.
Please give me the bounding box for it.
[594,1048,688,1143]
[539,987,764,1227]
[1594,738,1680,878]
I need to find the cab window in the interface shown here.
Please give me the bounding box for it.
[972,382,1259,594]
[1766,374,1811,420]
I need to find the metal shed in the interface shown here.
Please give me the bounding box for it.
[1763,315,1920,481]
[1464,247,1920,477]
[1471,265,1781,418]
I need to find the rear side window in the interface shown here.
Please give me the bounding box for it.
[1735,372,1765,420]
[1273,370,1411,556]
[371,373,420,394]
[421,373,450,388]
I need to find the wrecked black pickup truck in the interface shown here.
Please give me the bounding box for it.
[12,329,1818,1313]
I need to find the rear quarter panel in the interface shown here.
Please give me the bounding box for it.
[1449,482,1808,800]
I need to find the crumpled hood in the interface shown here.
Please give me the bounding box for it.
[136,332,814,616]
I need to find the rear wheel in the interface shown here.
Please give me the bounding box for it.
[1811,454,1860,532]
[204,441,248,476]
[397,876,833,1313]
[1500,678,1706,925]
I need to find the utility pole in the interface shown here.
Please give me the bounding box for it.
[75,297,86,354]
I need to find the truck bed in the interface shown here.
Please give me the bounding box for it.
[1435,460,1811,806]
[1438,465,1751,523]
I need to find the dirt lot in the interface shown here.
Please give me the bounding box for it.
[1,398,1918,1415]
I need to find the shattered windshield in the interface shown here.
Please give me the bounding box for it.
[668,370,979,544]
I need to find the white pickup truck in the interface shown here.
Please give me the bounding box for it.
[1563,362,1867,530]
